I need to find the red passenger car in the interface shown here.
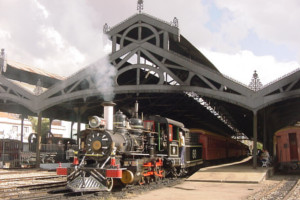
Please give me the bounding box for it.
[274,126,300,170]
[190,129,248,163]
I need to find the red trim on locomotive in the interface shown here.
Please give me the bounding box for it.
[142,159,164,178]
[169,124,173,142]
[106,169,122,178]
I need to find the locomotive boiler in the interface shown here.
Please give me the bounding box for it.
[65,101,203,192]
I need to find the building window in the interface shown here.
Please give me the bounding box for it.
[24,127,29,133]
[12,126,18,133]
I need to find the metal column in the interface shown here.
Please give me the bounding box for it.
[36,112,42,168]
[263,109,267,149]
[253,110,258,169]
[70,121,74,139]
[49,118,53,135]
[20,115,24,151]
[76,111,81,149]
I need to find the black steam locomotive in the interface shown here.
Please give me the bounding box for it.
[66,102,203,192]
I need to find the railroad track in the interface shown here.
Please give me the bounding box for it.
[0,175,66,192]
[0,181,68,200]
[7,177,186,200]
[284,179,300,200]
[0,173,186,200]
[0,173,68,200]
[0,175,60,183]
[0,169,38,175]
[248,176,300,200]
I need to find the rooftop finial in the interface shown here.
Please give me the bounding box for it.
[172,17,179,27]
[137,0,144,14]
[33,79,43,95]
[103,23,110,33]
[248,70,263,91]
[1,49,4,57]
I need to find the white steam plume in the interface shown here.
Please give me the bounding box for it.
[87,56,116,101]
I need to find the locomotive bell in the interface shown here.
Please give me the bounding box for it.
[129,118,144,129]
[114,110,127,128]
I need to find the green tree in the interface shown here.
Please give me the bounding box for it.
[257,142,263,150]
[28,116,50,143]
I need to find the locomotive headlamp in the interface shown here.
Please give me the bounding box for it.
[89,116,105,128]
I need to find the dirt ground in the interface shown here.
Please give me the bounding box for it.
[125,180,262,200]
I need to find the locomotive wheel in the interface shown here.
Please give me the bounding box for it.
[154,168,163,182]
[121,170,134,184]
[161,170,166,180]
[154,175,160,182]
[106,178,113,192]
[138,177,145,185]
[145,176,151,184]
[291,163,298,170]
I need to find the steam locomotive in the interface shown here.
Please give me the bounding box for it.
[66,102,203,192]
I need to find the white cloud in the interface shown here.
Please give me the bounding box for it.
[213,0,300,59]
[34,0,49,19]
[201,49,299,85]
[0,0,299,83]
[0,30,11,40]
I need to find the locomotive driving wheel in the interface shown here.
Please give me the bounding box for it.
[106,178,113,191]
[138,177,145,185]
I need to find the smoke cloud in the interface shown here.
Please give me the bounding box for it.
[89,56,116,101]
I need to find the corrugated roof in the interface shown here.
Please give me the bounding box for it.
[9,79,47,95]
[7,60,65,80]
[2,60,65,88]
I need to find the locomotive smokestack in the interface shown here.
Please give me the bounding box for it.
[135,101,139,118]
[101,101,116,131]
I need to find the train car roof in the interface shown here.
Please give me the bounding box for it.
[190,128,235,141]
[146,115,185,128]
[274,126,300,136]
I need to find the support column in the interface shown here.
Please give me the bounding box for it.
[76,111,81,149]
[48,118,54,139]
[70,121,74,139]
[263,109,267,149]
[74,106,86,149]
[163,31,169,50]
[36,112,42,168]
[137,51,140,85]
[49,118,53,133]
[20,115,24,151]
[253,110,258,169]
[112,36,117,53]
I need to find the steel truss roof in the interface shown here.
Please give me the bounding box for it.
[0,13,299,144]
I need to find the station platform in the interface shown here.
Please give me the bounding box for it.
[128,157,274,200]
[188,156,273,183]
[40,162,72,170]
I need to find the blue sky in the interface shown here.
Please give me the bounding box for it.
[0,0,299,85]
